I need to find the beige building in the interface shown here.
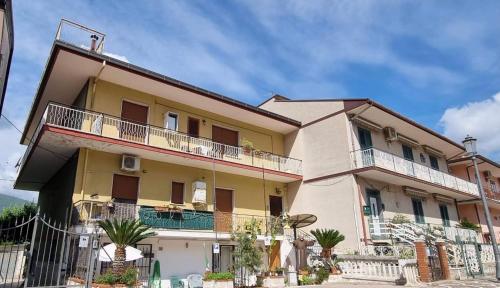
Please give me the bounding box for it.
[260,95,497,251]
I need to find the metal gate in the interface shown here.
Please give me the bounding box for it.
[427,244,443,281]
[0,213,99,288]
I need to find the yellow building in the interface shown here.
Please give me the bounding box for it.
[15,21,302,281]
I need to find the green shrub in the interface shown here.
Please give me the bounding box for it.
[315,267,329,284]
[204,272,234,281]
[95,267,137,285]
[391,214,410,224]
[457,219,479,231]
[299,275,314,286]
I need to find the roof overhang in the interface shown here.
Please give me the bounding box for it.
[448,155,500,178]
[347,101,465,158]
[22,41,301,144]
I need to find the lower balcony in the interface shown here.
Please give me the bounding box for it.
[351,148,479,200]
[75,200,283,236]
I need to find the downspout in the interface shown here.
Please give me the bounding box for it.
[90,60,106,109]
[80,148,89,202]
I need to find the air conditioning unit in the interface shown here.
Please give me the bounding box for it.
[192,181,207,204]
[383,127,397,142]
[121,155,140,172]
[484,170,493,179]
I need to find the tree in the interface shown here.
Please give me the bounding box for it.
[98,219,155,275]
[310,229,345,259]
[232,218,263,286]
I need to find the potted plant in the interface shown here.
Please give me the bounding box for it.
[232,219,263,287]
[241,139,254,154]
[203,272,234,288]
[391,214,410,224]
[310,229,345,274]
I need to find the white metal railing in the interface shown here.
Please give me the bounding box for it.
[30,103,302,175]
[339,256,418,282]
[351,148,479,197]
[368,218,481,244]
[56,19,106,53]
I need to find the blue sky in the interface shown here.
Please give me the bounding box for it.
[1,1,500,200]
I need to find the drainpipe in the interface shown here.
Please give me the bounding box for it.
[80,148,89,204]
[90,61,106,109]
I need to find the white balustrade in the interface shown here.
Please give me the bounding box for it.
[351,148,479,197]
[339,256,415,282]
[27,103,302,175]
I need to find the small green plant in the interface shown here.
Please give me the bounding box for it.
[314,267,329,284]
[299,275,314,285]
[204,272,234,281]
[391,214,410,224]
[398,247,415,259]
[241,139,254,150]
[95,267,137,285]
[457,218,479,231]
[310,229,345,259]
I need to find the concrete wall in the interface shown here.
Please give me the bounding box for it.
[72,149,286,215]
[458,203,500,242]
[259,99,345,124]
[89,80,285,155]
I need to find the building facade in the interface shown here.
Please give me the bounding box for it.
[15,21,302,282]
[260,96,499,251]
[0,0,13,113]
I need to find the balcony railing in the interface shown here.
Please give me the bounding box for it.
[485,188,500,202]
[351,148,479,197]
[36,103,301,175]
[75,200,282,235]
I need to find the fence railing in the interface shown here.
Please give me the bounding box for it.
[75,200,282,235]
[367,218,481,244]
[351,148,479,197]
[338,255,418,283]
[36,103,302,175]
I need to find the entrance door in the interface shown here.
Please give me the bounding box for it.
[120,101,149,143]
[212,126,239,158]
[366,189,383,238]
[219,245,234,272]
[215,188,233,232]
[188,117,200,137]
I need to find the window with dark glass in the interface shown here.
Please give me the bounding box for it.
[439,204,450,227]
[402,144,414,161]
[429,155,439,170]
[412,198,425,224]
[357,127,373,150]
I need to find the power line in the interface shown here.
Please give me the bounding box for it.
[0,114,69,162]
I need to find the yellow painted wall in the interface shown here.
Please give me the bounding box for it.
[87,80,284,155]
[73,149,286,216]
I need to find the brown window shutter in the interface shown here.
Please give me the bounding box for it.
[112,174,139,202]
[171,182,184,204]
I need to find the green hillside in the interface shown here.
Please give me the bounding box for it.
[0,194,29,211]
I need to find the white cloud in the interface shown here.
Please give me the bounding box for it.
[440,93,500,160]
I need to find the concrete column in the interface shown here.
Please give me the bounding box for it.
[436,240,450,280]
[415,239,431,282]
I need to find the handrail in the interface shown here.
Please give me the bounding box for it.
[351,147,479,196]
[35,102,302,175]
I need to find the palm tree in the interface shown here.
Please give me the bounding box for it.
[310,229,345,259]
[98,219,155,275]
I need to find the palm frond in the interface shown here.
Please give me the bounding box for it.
[98,218,156,246]
[310,228,345,249]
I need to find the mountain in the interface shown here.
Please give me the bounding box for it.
[0,194,29,211]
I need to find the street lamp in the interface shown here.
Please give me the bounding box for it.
[463,135,500,280]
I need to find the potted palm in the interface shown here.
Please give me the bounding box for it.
[310,229,345,274]
[98,219,155,279]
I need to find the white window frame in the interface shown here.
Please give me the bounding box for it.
[164,112,179,131]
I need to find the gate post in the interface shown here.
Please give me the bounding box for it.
[415,239,431,282]
[436,240,450,280]
[24,212,40,288]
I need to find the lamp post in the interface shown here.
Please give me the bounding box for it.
[463,135,500,280]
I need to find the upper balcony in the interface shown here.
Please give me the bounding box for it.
[351,148,479,200]
[15,103,302,190]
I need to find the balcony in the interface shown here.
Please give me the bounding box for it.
[485,188,500,202]
[16,103,302,190]
[351,148,479,198]
[75,200,283,235]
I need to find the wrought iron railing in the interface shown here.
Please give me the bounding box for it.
[351,148,479,197]
[75,201,282,235]
[31,103,301,175]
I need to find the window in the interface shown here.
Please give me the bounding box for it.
[171,182,184,204]
[357,127,373,150]
[165,112,178,130]
[439,204,450,227]
[402,145,414,161]
[411,198,425,224]
[429,155,440,170]
[491,180,498,193]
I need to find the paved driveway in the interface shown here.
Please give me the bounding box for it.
[318,278,499,287]
[426,279,499,287]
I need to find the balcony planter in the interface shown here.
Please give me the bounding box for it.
[203,272,234,288]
